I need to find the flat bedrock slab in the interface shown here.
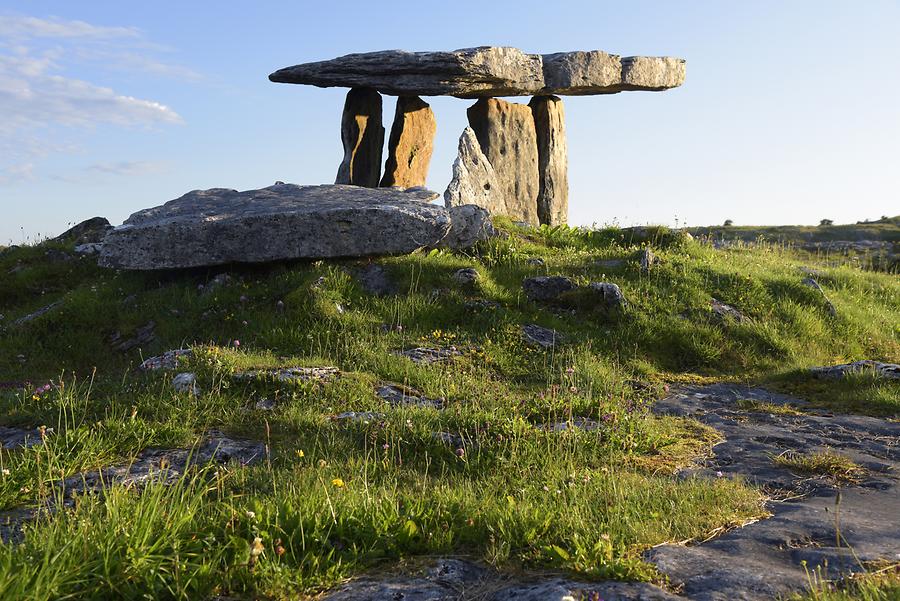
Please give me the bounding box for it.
[335,87,384,188]
[468,98,540,226]
[319,557,678,600]
[380,96,436,188]
[648,384,900,600]
[98,184,494,270]
[270,47,685,97]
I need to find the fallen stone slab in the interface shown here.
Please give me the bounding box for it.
[98,184,495,269]
[648,384,900,600]
[811,360,900,380]
[269,47,685,98]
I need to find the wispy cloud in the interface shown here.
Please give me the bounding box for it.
[86,160,167,176]
[0,14,194,185]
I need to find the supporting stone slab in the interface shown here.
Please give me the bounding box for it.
[335,87,384,188]
[467,98,540,226]
[380,96,436,188]
[529,95,568,226]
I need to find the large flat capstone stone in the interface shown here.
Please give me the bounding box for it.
[98,184,481,270]
[269,47,685,98]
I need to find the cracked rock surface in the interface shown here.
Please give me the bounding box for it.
[313,384,899,600]
[647,384,900,600]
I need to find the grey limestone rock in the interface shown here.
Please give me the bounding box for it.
[811,360,900,380]
[522,275,577,302]
[649,384,900,600]
[440,204,496,249]
[467,98,540,226]
[529,95,568,225]
[443,127,501,215]
[98,184,457,270]
[271,47,545,98]
[270,47,685,98]
[589,282,627,310]
[522,323,564,349]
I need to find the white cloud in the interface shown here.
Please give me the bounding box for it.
[87,160,167,176]
[0,14,192,185]
[0,15,139,41]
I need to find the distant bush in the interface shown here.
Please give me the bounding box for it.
[723,219,734,227]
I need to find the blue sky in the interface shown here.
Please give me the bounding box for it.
[1,1,898,243]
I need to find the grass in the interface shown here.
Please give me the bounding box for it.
[791,564,900,601]
[0,219,898,599]
[772,450,866,484]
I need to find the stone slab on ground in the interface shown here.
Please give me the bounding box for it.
[319,557,679,600]
[647,384,900,601]
[98,184,481,270]
[270,47,685,98]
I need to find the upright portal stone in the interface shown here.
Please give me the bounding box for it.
[335,87,384,187]
[381,96,436,188]
[467,98,540,226]
[529,96,568,226]
[443,127,501,214]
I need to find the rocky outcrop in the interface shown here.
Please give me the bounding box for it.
[270,47,685,98]
[467,98,540,225]
[380,96,436,188]
[98,184,495,270]
[335,88,384,187]
[529,95,568,225]
[443,127,501,214]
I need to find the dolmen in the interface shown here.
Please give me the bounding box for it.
[270,47,686,226]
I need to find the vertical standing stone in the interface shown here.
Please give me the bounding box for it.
[444,127,501,214]
[466,98,540,226]
[529,95,568,226]
[380,96,437,188]
[335,87,384,188]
